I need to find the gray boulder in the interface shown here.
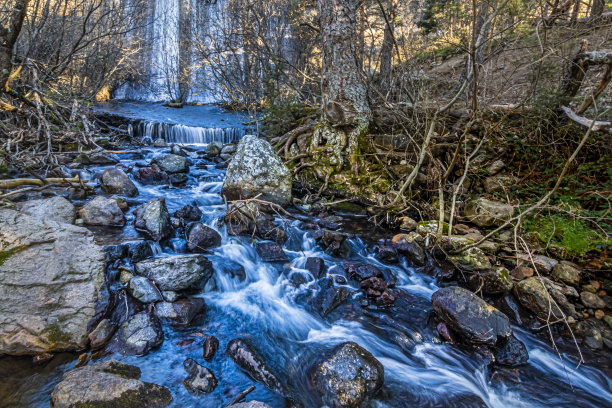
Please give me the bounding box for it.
[552,261,581,286]
[221,135,291,206]
[16,196,75,224]
[484,174,518,193]
[466,267,513,295]
[0,209,106,355]
[79,196,126,226]
[205,141,223,156]
[129,276,163,303]
[183,358,218,394]
[135,254,214,292]
[186,222,222,252]
[153,154,189,174]
[231,403,271,408]
[513,277,576,320]
[154,298,206,325]
[134,198,174,241]
[432,287,511,345]
[464,198,514,227]
[117,311,164,355]
[310,342,384,408]
[88,319,116,350]
[51,360,172,408]
[101,167,139,197]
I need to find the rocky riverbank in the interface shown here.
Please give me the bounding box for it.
[0,133,610,407]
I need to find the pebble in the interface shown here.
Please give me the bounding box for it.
[595,310,605,319]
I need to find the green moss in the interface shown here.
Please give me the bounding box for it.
[523,214,608,259]
[42,321,73,345]
[0,246,27,268]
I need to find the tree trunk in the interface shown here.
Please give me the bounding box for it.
[0,0,30,93]
[379,0,395,87]
[315,0,371,174]
[591,0,605,18]
[177,0,192,103]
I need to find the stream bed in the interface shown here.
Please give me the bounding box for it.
[1,104,611,408]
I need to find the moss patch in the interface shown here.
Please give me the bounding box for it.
[0,245,28,268]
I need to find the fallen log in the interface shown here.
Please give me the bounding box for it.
[561,106,611,132]
[0,176,86,189]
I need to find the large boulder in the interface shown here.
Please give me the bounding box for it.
[16,196,75,224]
[221,135,291,206]
[309,342,384,408]
[101,167,139,197]
[128,276,163,303]
[117,311,164,355]
[134,164,169,186]
[513,277,575,320]
[51,360,172,408]
[464,198,514,227]
[134,198,174,241]
[431,287,511,346]
[0,209,106,355]
[79,196,126,226]
[152,154,189,174]
[186,222,222,252]
[135,254,213,292]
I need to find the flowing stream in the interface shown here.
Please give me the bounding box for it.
[1,104,611,408]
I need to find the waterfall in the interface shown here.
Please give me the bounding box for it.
[129,120,246,145]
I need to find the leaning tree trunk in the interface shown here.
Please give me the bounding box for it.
[177,0,192,103]
[0,0,30,93]
[314,0,371,174]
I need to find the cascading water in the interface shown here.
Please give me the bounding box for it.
[129,121,246,145]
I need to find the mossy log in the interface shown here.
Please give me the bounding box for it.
[0,176,85,189]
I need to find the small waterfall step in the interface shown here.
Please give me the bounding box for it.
[129,120,246,145]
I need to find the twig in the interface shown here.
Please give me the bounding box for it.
[223,385,256,408]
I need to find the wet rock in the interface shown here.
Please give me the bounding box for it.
[205,141,223,156]
[437,322,455,343]
[314,229,350,257]
[399,216,417,231]
[312,277,352,317]
[129,276,163,303]
[88,319,116,350]
[515,254,558,273]
[117,311,164,355]
[183,358,217,394]
[0,209,106,355]
[79,196,126,226]
[101,167,139,197]
[391,234,425,266]
[509,265,533,281]
[484,174,518,194]
[581,291,606,309]
[154,138,167,147]
[203,335,219,360]
[76,151,119,165]
[219,261,246,281]
[221,135,292,206]
[135,164,169,185]
[169,173,188,185]
[513,277,574,320]
[255,217,287,244]
[446,247,491,272]
[255,242,288,262]
[186,222,222,251]
[310,342,384,408]
[174,203,202,222]
[345,263,382,282]
[134,198,174,241]
[305,257,325,278]
[135,254,214,292]
[16,196,75,224]
[432,287,511,346]
[231,403,271,408]
[221,144,237,155]
[464,198,514,227]
[162,291,179,302]
[125,240,154,263]
[466,268,513,295]
[376,245,399,264]
[375,290,396,307]
[227,338,285,394]
[552,261,582,286]
[153,153,189,174]
[154,298,206,325]
[494,335,529,366]
[361,277,387,297]
[51,360,172,408]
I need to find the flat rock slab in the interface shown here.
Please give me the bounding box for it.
[0,209,106,355]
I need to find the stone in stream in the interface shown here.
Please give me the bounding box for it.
[552,261,582,286]
[314,229,350,257]
[101,167,139,197]
[513,277,575,320]
[129,276,163,303]
[205,140,223,156]
[581,291,606,309]
[255,242,289,262]
[464,197,514,227]
[117,311,164,355]
[221,135,292,206]
[345,263,382,282]
[16,196,75,224]
[169,172,188,185]
[311,277,352,317]
[51,360,172,408]
[125,240,154,263]
[135,164,169,185]
[231,402,271,408]
[218,260,246,281]
[183,358,218,394]
[431,287,511,346]
[203,335,219,360]
[446,247,491,272]
[309,342,384,408]
[79,196,126,226]
[88,319,116,350]
[133,198,174,241]
[0,209,107,355]
[154,298,206,325]
[376,244,399,264]
[174,203,202,222]
[186,222,222,251]
[152,153,190,173]
[391,233,426,266]
[135,254,214,292]
[466,267,514,295]
[494,335,529,366]
[255,216,287,244]
[226,338,286,395]
[305,257,326,278]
